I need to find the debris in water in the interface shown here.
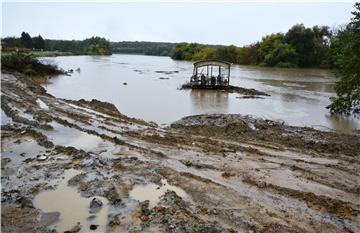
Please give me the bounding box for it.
[39,211,60,227]
[37,155,48,161]
[89,198,103,213]
[236,95,264,99]
[155,70,179,74]
[66,222,82,232]
[90,224,98,230]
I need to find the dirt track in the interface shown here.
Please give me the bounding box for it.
[1,72,359,233]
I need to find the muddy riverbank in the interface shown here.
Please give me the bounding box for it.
[1,71,359,233]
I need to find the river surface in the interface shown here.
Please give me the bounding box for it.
[41,54,359,133]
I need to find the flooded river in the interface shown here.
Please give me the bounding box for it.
[42,54,359,133]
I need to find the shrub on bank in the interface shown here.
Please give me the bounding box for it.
[1,54,65,76]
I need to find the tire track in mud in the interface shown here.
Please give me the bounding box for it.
[2,72,359,233]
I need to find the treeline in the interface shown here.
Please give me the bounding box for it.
[2,32,46,50]
[170,24,332,68]
[2,33,174,56]
[111,41,177,56]
[46,37,112,55]
[2,32,112,55]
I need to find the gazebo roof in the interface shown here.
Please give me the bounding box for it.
[193,60,231,68]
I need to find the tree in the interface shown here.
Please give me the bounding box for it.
[263,42,298,67]
[83,37,112,55]
[33,35,45,50]
[1,37,22,48]
[170,43,203,60]
[20,32,32,48]
[312,25,332,67]
[257,33,298,67]
[284,24,332,68]
[257,33,284,60]
[238,43,259,65]
[214,45,239,63]
[327,3,360,114]
[191,47,216,61]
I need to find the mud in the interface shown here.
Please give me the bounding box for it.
[1,71,360,233]
[171,114,360,157]
[181,83,270,96]
[155,70,179,75]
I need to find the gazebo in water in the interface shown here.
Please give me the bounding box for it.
[189,60,231,88]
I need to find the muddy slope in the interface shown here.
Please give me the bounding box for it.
[1,72,359,233]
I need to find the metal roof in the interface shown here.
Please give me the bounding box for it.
[193,60,231,68]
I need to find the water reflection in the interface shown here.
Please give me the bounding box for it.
[258,79,334,93]
[325,114,360,134]
[190,90,229,113]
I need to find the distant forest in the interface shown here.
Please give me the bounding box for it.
[1,33,179,57]
[2,33,112,55]
[0,23,344,68]
[111,41,177,56]
[170,24,333,69]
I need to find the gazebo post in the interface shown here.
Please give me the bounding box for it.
[228,64,230,86]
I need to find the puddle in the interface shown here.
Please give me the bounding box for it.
[1,109,13,125]
[1,137,45,177]
[1,137,46,166]
[129,179,188,208]
[46,122,104,151]
[14,106,34,121]
[67,103,110,118]
[33,169,109,233]
[36,98,49,110]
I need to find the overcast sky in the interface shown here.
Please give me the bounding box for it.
[2,1,356,46]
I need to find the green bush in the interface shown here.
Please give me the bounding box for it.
[1,54,65,76]
[327,3,360,115]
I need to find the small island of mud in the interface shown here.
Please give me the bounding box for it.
[181,82,270,98]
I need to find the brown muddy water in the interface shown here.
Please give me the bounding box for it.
[33,169,109,233]
[129,179,189,208]
[41,54,359,133]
